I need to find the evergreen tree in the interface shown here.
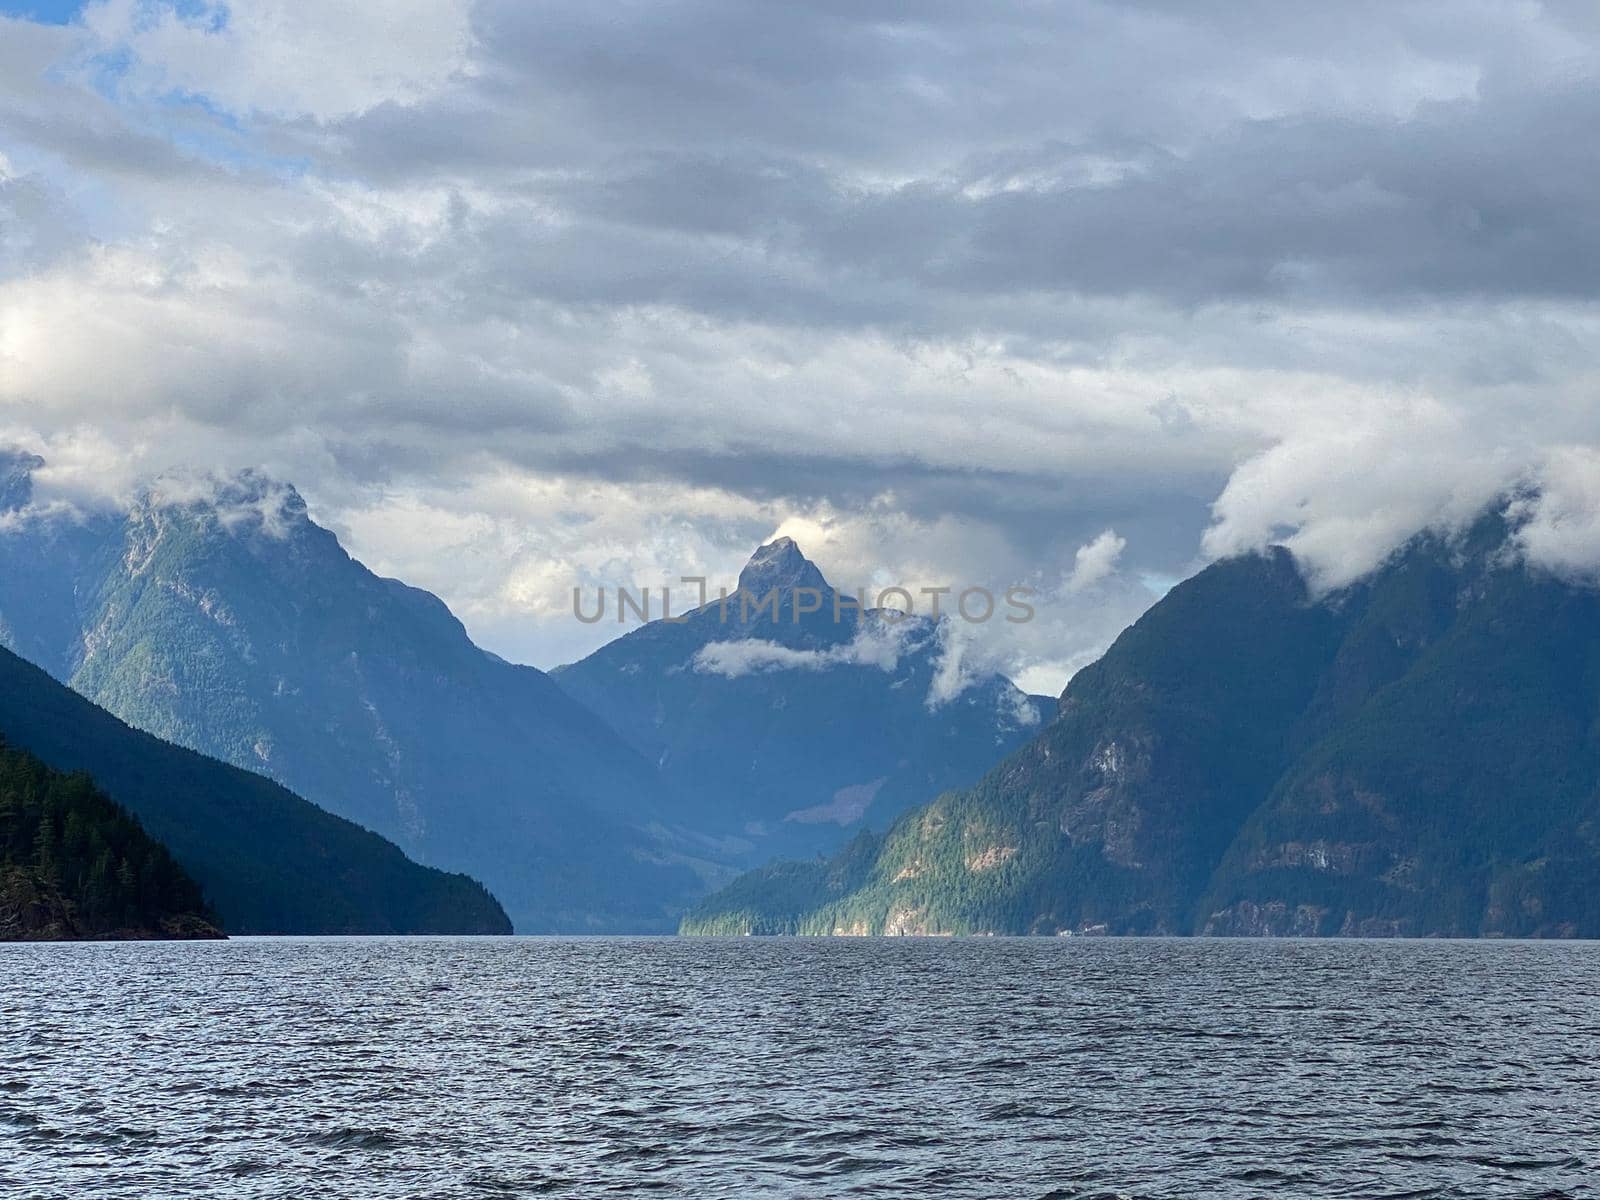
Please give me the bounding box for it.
[0,738,221,939]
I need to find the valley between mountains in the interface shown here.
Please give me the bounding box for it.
[6,449,1600,939]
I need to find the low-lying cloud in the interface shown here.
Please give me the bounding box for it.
[691,613,924,680]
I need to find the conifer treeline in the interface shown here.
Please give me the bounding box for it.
[0,739,218,937]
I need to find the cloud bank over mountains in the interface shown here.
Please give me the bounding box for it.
[3,0,1600,687]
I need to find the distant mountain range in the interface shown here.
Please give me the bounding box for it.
[554,536,1051,865]
[0,461,701,931]
[685,506,1600,939]
[0,455,1042,930]
[39,450,1599,941]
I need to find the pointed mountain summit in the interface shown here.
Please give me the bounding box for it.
[555,536,1049,866]
[0,448,43,513]
[737,536,829,598]
[685,502,1600,939]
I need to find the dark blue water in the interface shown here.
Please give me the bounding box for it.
[2,937,1598,1198]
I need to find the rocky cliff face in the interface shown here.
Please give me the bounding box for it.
[0,867,222,941]
[685,506,1600,938]
[0,868,79,940]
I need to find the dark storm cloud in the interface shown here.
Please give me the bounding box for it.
[256,0,1600,352]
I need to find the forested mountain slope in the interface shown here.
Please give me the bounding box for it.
[0,740,222,941]
[0,643,509,934]
[686,510,1600,939]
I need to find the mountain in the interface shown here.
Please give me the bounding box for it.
[0,450,42,513]
[0,458,702,931]
[683,505,1600,938]
[554,537,1051,866]
[0,643,507,933]
[0,739,222,941]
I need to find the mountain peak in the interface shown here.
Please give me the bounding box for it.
[737,536,829,596]
[0,448,44,513]
[142,468,312,540]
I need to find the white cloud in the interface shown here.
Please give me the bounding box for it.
[1000,685,1043,731]
[80,0,474,121]
[691,639,836,678]
[691,613,923,680]
[1201,393,1536,591]
[1510,447,1600,584]
[926,619,977,708]
[2,1,1600,696]
[1065,530,1126,593]
[149,467,321,540]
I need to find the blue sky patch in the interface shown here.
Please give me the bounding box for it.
[0,0,87,23]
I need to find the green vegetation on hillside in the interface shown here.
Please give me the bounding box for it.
[0,644,510,935]
[686,514,1600,940]
[0,468,702,932]
[0,740,220,940]
[554,537,1050,870]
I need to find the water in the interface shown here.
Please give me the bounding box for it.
[2,937,1598,1199]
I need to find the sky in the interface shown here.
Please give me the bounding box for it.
[2,1,1600,692]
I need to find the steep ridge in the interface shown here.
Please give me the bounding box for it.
[0,643,508,934]
[555,537,1051,865]
[0,460,701,931]
[685,507,1600,938]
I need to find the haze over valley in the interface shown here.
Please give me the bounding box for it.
[6,4,1600,1196]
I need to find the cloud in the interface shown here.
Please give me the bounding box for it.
[2,2,1600,690]
[925,618,978,709]
[1510,448,1600,584]
[691,612,924,680]
[998,685,1043,732]
[692,639,828,678]
[140,467,310,540]
[1200,395,1529,590]
[79,0,474,121]
[689,601,1050,718]
[1066,530,1126,593]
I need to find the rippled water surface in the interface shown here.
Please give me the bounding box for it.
[4,937,1600,1198]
